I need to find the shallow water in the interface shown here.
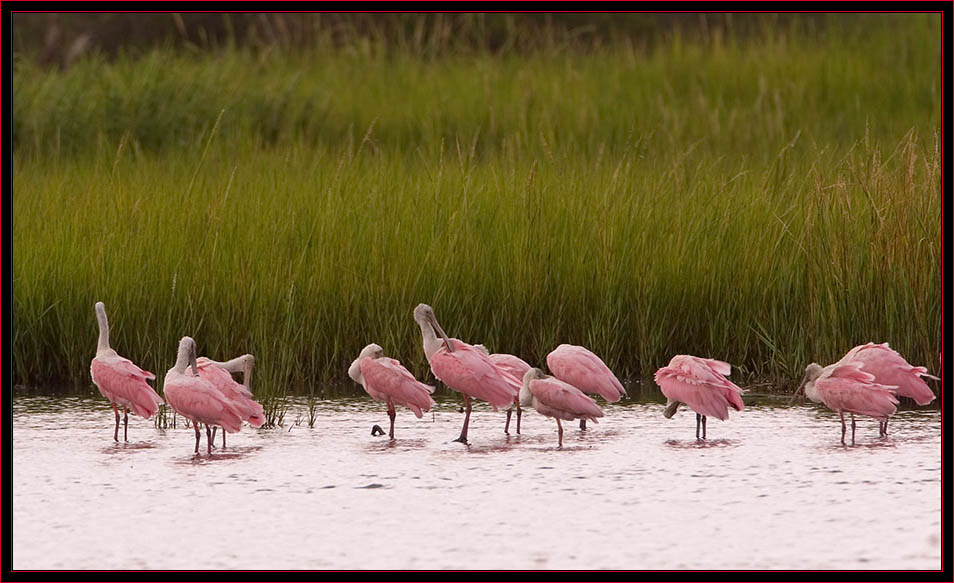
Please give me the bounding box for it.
[12,394,941,570]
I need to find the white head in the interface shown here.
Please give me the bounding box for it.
[794,362,825,403]
[413,303,454,358]
[174,336,200,376]
[349,343,385,384]
[520,367,547,407]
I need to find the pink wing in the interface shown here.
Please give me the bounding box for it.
[816,361,899,421]
[91,356,163,419]
[841,343,937,405]
[489,353,532,382]
[360,357,436,418]
[546,344,626,402]
[429,342,519,410]
[529,377,604,422]
[196,358,264,428]
[654,355,744,420]
[163,374,246,433]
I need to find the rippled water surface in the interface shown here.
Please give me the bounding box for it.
[12,394,941,570]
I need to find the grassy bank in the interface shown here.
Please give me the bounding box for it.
[13,15,942,402]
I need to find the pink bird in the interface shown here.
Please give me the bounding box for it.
[89,302,164,442]
[836,343,938,436]
[520,368,604,447]
[197,354,263,448]
[474,344,532,435]
[413,304,520,444]
[796,358,900,445]
[546,344,626,430]
[654,355,745,439]
[162,337,248,455]
[349,343,436,439]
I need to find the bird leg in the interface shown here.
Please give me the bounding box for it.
[221,428,226,449]
[702,415,707,440]
[839,412,847,445]
[206,424,213,455]
[387,402,396,439]
[557,418,564,447]
[123,406,129,441]
[505,407,512,435]
[211,426,217,445]
[696,413,701,440]
[881,419,889,437]
[453,395,472,444]
[850,413,856,445]
[112,403,120,442]
[580,418,587,431]
[516,402,522,435]
[193,422,201,454]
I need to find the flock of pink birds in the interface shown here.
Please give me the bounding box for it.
[90,301,937,453]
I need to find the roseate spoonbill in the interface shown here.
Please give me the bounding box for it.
[793,359,899,445]
[348,343,436,439]
[162,337,247,455]
[474,344,531,435]
[198,355,263,448]
[89,302,164,442]
[546,344,626,430]
[520,368,604,447]
[837,343,938,435]
[654,355,744,440]
[413,304,520,444]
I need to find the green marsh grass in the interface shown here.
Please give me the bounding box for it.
[13,16,942,407]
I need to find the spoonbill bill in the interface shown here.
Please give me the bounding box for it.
[654,355,744,439]
[162,337,247,455]
[349,343,436,439]
[89,302,163,442]
[198,354,263,447]
[836,343,937,435]
[474,344,531,435]
[546,344,626,430]
[520,368,604,447]
[413,304,520,444]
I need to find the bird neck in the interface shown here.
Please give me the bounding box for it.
[173,343,193,374]
[95,306,111,356]
[417,320,443,362]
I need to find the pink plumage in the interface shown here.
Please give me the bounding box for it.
[488,353,532,383]
[654,355,744,421]
[546,344,626,402]
[812,361,899,422]
[163,372,247,434]
[838,343,937,405]
[429,340,520,410]
[525,376,605,423]
[90,356,163,419]
[196,358,265,428]
[358,356,436,418]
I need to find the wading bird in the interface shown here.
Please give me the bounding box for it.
[474,344,531,435]
[89,302,164,442]
[413,304,520,444]
[654,355,744,439]
[546,344,626,430]
[793,357,900,445]
[198,355,263,448]
[836,343,937,435]
[520,368,604,447]
[349,343,436,439]
[162,337,247,455]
